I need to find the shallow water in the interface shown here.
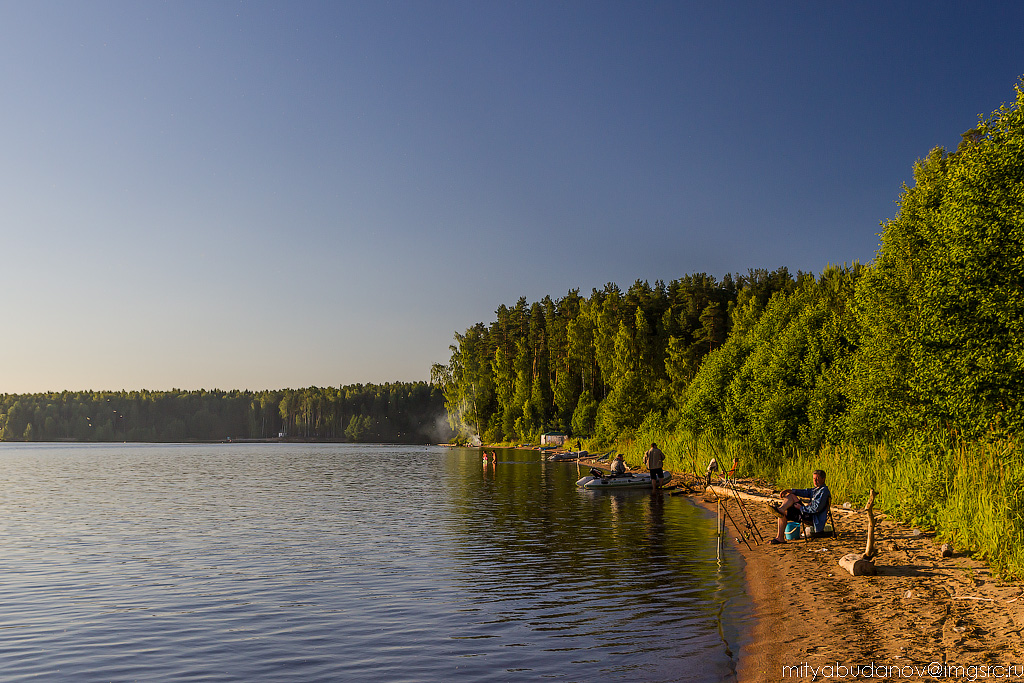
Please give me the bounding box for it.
[0,443,751,681]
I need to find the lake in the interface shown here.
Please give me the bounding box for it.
[0,443,752,682]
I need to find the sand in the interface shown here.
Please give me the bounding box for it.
[568,457,1023,681]
[690,478,1024,682]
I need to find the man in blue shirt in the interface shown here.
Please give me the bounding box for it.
[768,469,831,544]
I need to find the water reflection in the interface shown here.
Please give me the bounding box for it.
[444,447,751,682]
[0,443,750,683]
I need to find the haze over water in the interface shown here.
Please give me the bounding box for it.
[0,443,750,681]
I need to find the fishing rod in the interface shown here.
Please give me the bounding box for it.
[689,452,703,490]
[707,459,760,544]
[726,475,765,544]
[717,492,753,551]
[720,471,759,543]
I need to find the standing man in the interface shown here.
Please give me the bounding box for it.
[644,442,665,491]
[705,458,718,488]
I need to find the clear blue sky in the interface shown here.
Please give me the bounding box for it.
[2,1,1022,393]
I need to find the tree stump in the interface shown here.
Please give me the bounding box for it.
[839,489,877,576]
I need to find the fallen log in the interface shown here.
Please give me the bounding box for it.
[839,489,877,576]
[839,554,876,575]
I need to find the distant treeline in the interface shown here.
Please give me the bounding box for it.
[0,383,451,443]
[434,83,1024,450]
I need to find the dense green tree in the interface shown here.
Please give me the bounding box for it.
[571,389,599,437]
[437,78,1024,451]
[437,269,798,442]
[595,317,651,439]
[0,384,446,444]
[567,300,598,395]
[852,83,1024,439]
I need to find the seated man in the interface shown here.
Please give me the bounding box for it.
[768,469,831,544]
[610,454,628,476]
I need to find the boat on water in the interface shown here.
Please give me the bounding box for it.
[576,468,672,490]
[547,449,587,461]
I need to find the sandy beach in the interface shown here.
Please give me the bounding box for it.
[551,453,1023,680]
[693,479,1024,682]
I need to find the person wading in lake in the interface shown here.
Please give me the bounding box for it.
[644,443,665,492]
[768,469,831,544]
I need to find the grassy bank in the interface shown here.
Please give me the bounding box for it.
[616,425,1024,579]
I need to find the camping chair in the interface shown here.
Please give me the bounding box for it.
[801,507,840,540]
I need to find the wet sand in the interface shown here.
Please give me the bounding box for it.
[692,479,1024,681]
[564,456,1023,681]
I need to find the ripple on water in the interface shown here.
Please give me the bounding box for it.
[0,443,751,682]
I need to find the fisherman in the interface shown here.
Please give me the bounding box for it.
[768,469,832,544]
[644,443,665,491]
[705,458,718,487]
[610,453,627,476]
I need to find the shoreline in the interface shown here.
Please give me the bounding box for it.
[690,479,1024,681]
[690,489,799,680]
[522,450,1023,679]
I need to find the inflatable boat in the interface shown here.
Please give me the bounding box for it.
[575,468,672,490]
[548,450,587,461]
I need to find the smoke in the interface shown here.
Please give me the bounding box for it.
[439,395,482,446]
[425,410,457,444]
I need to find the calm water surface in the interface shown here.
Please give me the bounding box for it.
[0,443,751,682]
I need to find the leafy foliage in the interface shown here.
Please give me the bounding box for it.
[438,81,1024,450]
[0,384,449,443]
[852,82,1024,438]
[434,272,792,442]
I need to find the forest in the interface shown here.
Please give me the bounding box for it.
[0,383,450,444]
[433,83,1024,452]
[433,83,1024,576]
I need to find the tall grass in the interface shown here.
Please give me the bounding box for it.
[618,421,1024,579]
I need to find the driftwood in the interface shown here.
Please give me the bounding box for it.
[839,489,878,576]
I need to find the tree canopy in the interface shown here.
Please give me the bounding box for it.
[436,81,1024,449]
[0,383,450,444]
